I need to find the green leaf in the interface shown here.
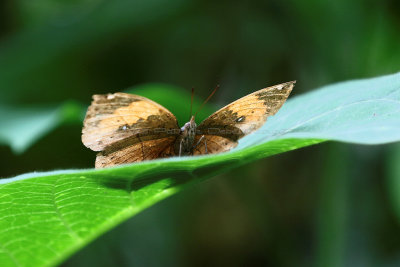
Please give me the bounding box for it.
[0,101,83,154]
[1,72,400,267]
[237,72,400,148]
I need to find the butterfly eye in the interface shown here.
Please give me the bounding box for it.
[236,116,245,123]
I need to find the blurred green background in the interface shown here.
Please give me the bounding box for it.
[1,0,400,266]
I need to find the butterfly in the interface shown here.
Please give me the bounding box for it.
[82,81,295,168]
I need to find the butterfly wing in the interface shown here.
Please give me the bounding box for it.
[95,137,176,168]
[196,81,295,152]
[82,92,180,167]
[192,135,237,155]
[82,92,179,152]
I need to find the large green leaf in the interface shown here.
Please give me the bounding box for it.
[1,72,400,267]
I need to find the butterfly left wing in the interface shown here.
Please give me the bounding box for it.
[82,92,179,152]
[196,81,295,151]
[82,92,180,168]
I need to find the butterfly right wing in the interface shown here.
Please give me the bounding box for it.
[197,81,295,143]
[192,135,237,155]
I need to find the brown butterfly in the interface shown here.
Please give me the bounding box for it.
[82,81,295,168]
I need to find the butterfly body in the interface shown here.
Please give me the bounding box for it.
[176,116,198,156]
[82,81,295,168]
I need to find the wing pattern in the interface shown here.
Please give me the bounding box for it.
[95,137,176,168]
[197,81,295,143]
[82,93,179,151]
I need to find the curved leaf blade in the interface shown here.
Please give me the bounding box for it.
[237,72,400,150]
[0,138,319,267]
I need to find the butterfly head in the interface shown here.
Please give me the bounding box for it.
[181,116,197,133]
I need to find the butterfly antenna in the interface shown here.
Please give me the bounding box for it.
[194,84,219,118]
[189,87,194,120]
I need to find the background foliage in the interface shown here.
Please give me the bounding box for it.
[1,0,400,266]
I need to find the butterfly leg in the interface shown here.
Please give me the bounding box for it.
[179,139,183,156]
[193,135,204,149]
[193,135,208,154]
